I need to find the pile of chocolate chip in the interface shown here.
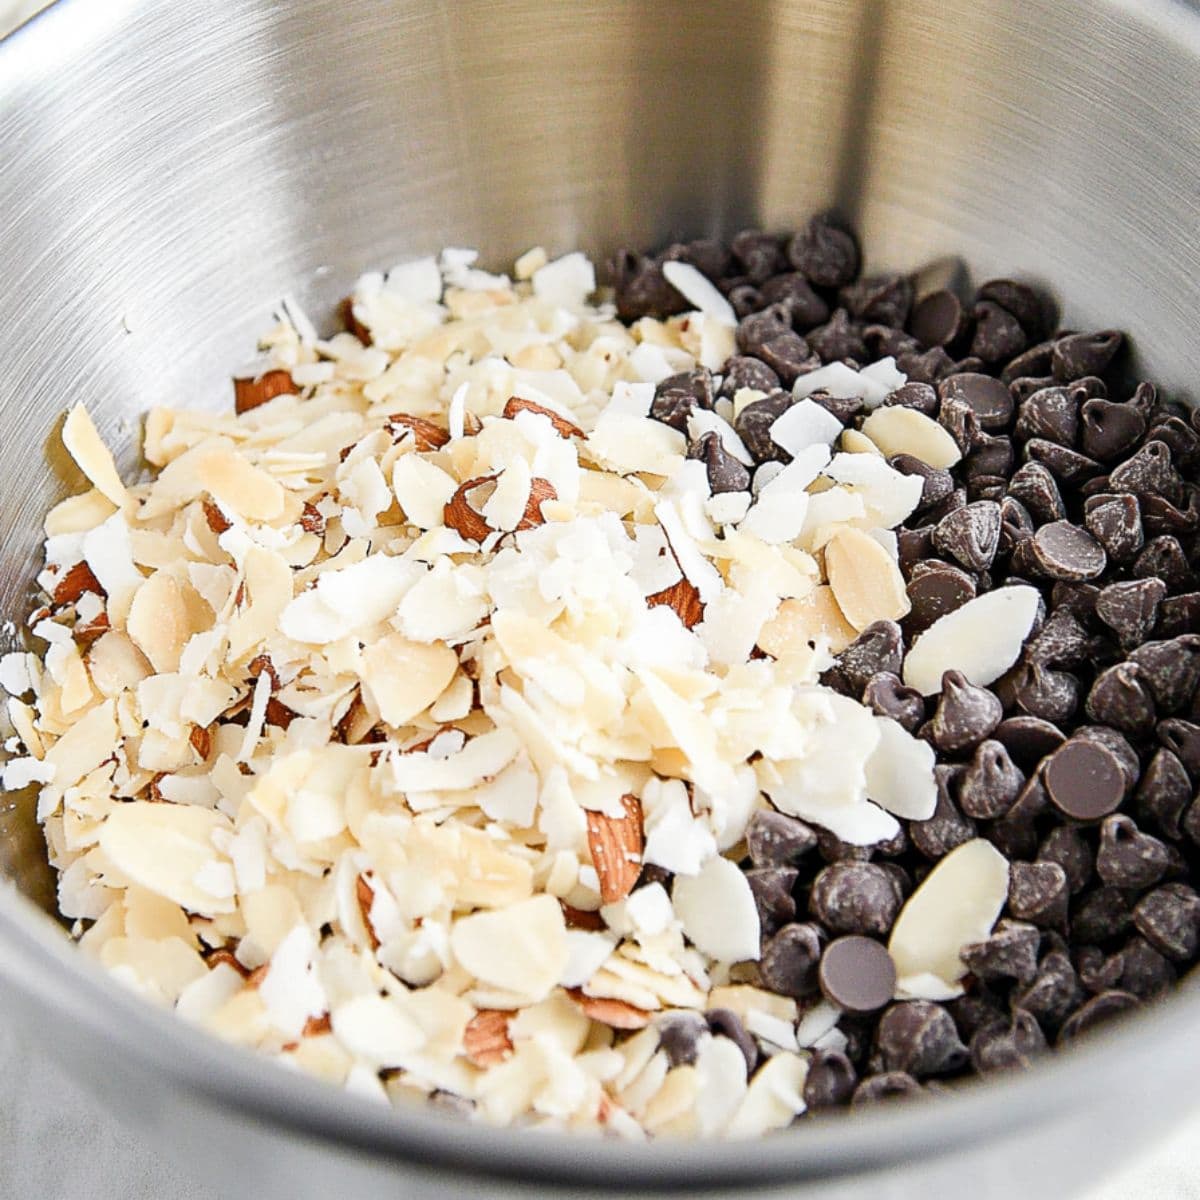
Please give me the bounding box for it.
[613,218,1200,1110]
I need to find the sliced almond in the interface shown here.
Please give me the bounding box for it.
[860,406,962,469]
[189,724,214,761]
[586,793,644,905]
[357,873,381,949]
[299,502,326,534]
[302,1012,333,1038]
[566,988,652,1030]
[264,697,296,729]
[645,576,704,629]
[560,902,606,932]
[756,587,857,657]
[463,1009,515,1066]
[823,526,910,631]
[53,561,106,607]
[517,478,557,531]
[502,396,585,439]
[205,948,250,978]
[386,413,450,451]
[443,475,498,542]
[360,632,458,728]
[74,610,111,646]
[233,369,297,415]
[62,404,128,507]
[247,654,280,690]
[202,498,232,534]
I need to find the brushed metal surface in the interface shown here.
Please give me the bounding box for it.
[1,0,1199,1195]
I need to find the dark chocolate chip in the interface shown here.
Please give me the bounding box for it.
[994,716,1067,770]
[939,372,1014,432]
[891,454,955,512]
[727,284,765,319]
[661,239,731,281]
[1134,750,1192,841]
[876,1002,968,1077]
[705,1008,758,1073]
[1024,438,1104,486]
[1039,825,1094,894]
[1074,725,1141,792]
[736,304,794,358]
[757,331,817,385]
[850,1072,923,1105]
[1043,738,1127,821]
[1076,944,1124,994]
[1133,535,1194,593]
[897,527,936,579]
[1132,883,1200,961]
[964,435,1015,483]
[656,1011,708,1067]
[1079,398,1146,462]
[1057,991,1139,1041]
[978,279,1051,339]
[803,1049,858,1109]
[968,474,1008,503]
[999,495,1036,554]
[1014,950,1083,1034]
[929,670,1003,754]
[1024,521,1107,582]
[970,1009,1046,1072]
[1158,593,1200,638]
[909,770,976,860]
[1096,816,1176,889]
[958,740,1024,819]
[1007,462,1067,525]
[806,308,867,364]
[807,389,864,424]
[910,290,967,349]
[1094,578,1166,650]
[1002,658,1081,725]
[1026,607,1091,670]
[1083,493,1144,564]
[932,501,1002,573]
[718,355,781,401]
[904,561,977,638]
[882,381,939,416]
[896,346,958,386]
[731,230,787,284]
[1108,441,1184,506]
[937,397,983,456]
[1051,331,1123,382]
[1112,937,1177,1000]
[757,271,830,328]
[734,391,797,464]
[833,621,904,694]
[611,252,687,321]
[865,324,922,361]
[922,485,968,526]
[1158,718,1200,779]
[839,273,913,327]
[1130,636,1200,713]
[810,863,902,936]
[1015,386,1080,446]
[1085,662,1157,737]
[971,301,1027,365]
[818,936,897,1013]
[1073,887,1135,946]
[862,673,926,733]
[1008,861,1070,928]
[961,919,1041,985]
[687,430,751,495]
[787,216,859,289]
[747,810,818,868]
[759,922,824,998]
[745,866,799,935]
[650,369,714,432]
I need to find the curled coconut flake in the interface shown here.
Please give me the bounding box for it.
[888,838,1009,999]
[903,585,1041,696]
[661,260,737,327]
[672,854,760,964]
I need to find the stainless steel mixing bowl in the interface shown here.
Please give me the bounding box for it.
[2,1,1199,1195]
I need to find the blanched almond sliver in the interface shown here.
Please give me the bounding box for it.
[502,396,585,439]
[756,587,857,658]
[586,794,644,905]
[645,576,704,630]
[860,406,962,469]
[233,368,297,415]
[566,988,652,1030]
[463,1009,515,1066]
[62,404,128,507]
[823,526,910,631]
[360,632,458,727]
[98,800,235,915]
[126,573,207,675]
[449,894,568,1005]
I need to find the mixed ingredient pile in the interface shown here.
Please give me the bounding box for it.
[3,218,1200,1134]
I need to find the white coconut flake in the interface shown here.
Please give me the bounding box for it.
[864,717,937,820]
[672,856,760,963]
[447,381,469,441]
[660,261,736,327]
[768,399,844,459]
[532,252,595,309]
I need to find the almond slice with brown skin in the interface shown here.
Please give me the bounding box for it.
[189,724,214,761]
[565,988,652,1030]
[247,654,280,689]
[233,369,297,415]
[645,576,704,629]
[444,475,500,542]
[516,478,558,531]
[202,498,232,534]
[386,413,450,450]
[53,560,105,606]
[502,396,585,439]
[339,296,371,344]
[73,610,111,647]
[586,793,644,905]
[302,1012,333,1038]
[560,902,606,931]
[264,697,297,730]
[299,501,326,534]
[356,873,381,950]
[205,948,250,978]
[463,1009,515,1067]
